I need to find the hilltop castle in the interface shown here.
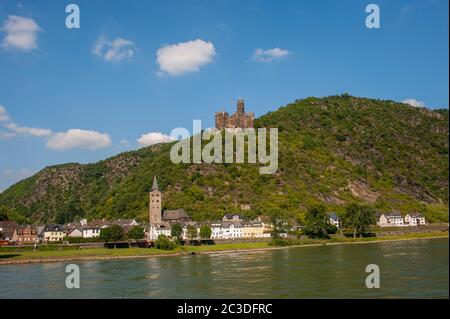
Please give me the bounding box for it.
[215,98,254,129]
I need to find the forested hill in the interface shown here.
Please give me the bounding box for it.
[0,95,448,224]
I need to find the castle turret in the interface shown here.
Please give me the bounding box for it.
[237,98,245,114]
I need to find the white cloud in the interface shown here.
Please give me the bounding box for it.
[0,131,15,140]
[5,122,52,137]
[137,132,175,147]
[252,47,290,62]
[0,105,10,122]
[1,104,113,151]
[92,36,135,62]
[46,129,112,151]
[402,98,426,108]
[1,15,41,51]
[156,39,216,76]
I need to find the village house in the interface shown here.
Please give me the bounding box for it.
[242,221,266,238]
[14,225,38,244]
[43,224,66,242]
[327,213,341,229]
[149,222,172,240]
[0,221,18,242]
[378,212,404,227]
[112,219,139,229]
[82,219,111,238]
[82,227,101,238]
[404,213,426,226]
[222,213,244,223]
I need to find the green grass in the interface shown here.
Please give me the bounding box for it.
[0,232,447,263]
[0,242,270,262]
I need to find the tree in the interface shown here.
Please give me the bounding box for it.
[303,205,336,239]
[186,225,198,242]
[155,234,175,250]
[99,225,124,242]
[171,223,183,241]
[341,203,375,238]
[199,225,212,241]
[127,225,144,240]
[269,208,290,239]
[0,206,9,221]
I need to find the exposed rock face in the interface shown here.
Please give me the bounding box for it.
[347,179,379,203]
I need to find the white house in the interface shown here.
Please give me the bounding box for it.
[379,212,404,227]
[405,213,426,226]
[82,227,101,238]
[327,213,341,229]
[43,224,66,242]
[210,222,224,239]
[221,223,243,239]
[149,223,171,240]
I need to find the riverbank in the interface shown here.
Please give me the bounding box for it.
[0,231,448,265]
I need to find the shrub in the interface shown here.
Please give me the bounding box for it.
[155,235,176,250]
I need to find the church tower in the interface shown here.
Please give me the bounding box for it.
[149,176,162,224]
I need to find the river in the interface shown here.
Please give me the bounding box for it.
[0,238,448,298]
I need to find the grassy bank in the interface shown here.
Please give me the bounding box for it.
[0,231,447,265]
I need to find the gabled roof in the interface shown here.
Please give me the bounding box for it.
[163,209,189,221]
[383,212,402,219]
[0,221,18,229]
[327,212,339,220]
[44,224,65,232]
[407,213,425,218]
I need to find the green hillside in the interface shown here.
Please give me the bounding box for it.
[0,95,448,224]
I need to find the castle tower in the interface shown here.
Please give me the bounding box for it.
[237,98,245,114]
[149,176,162,224]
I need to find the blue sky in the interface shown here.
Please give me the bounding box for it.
[0,0,448,191]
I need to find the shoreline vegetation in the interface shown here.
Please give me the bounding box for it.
[0,231,447,266]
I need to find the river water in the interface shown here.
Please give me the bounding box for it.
[0,238,448,298]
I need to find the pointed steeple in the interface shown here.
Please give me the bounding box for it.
[152,176,159,190]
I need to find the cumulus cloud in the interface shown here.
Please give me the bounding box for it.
[252,47,290,62]
[0,105,10,122]
[1,105,114,151]
[46,129,112,151]
[1,15,41,51]
[156,39,216,76]
[92,36,136,62]
[137,132,175,147]
[5,122,53,137]
[402,98,426,108]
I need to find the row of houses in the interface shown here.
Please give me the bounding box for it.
[0,211,429,245]
[377,213,426,227]
[327,212,427,229]
[149,214,273,240]
[0,218,139,244]
[298,212,427,232]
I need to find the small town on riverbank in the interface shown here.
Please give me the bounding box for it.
[0,176,448,252]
